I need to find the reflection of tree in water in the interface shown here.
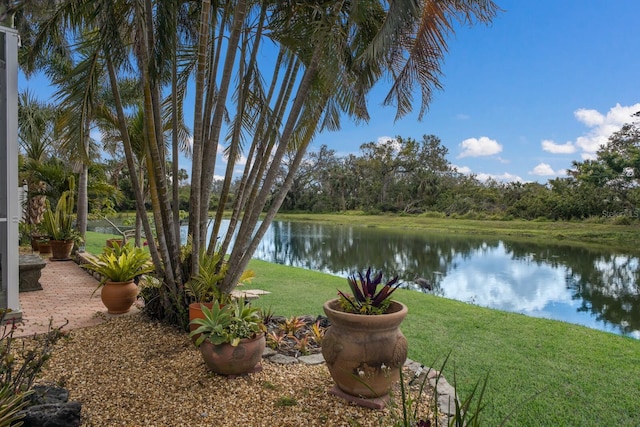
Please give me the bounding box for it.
[259,221,499,294]
[257,221,640,337]
[502,241,640,336]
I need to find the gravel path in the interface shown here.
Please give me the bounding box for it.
[34,313,437,426]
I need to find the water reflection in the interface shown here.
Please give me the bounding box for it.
[253,221,640,339]
[88,220,640,338]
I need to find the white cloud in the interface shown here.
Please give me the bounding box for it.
[456,113,470,120]
[572,103,640,155]
[458,136,502,158]
[476,172,523,183]
[529,163,556,176]
[452,165,472,174]
[377,136,400,151]
[541,140,576,154]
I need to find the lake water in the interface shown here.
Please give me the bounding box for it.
[90,219,640,339]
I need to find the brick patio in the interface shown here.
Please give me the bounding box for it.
[14,255,140,337]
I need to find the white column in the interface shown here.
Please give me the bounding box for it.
[0,26,21,316]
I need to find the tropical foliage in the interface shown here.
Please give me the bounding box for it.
[189,297,264,347]
[338,268,402,315]
[17,0,500,326]
[82,241,154,286]
[40,177,77,241]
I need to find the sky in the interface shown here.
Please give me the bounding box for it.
[18,0,640,184]
[310,0,640,183]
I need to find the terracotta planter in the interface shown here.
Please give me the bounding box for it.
[321,299,408,398]
[198,334,266,376]
[106,238,124,248]
[30,236,40,251]
[37,241,51,255]
[101,280,138,314]
[49,239,74,260]
[188,302,214,342]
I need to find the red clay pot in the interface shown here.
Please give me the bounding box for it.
[49,239,74,260]
[101,280,138,314]
[198,334,266,376]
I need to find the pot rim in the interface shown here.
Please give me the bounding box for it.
[104,279,136,286]
[323,298,407,329]
[201,332,266,347]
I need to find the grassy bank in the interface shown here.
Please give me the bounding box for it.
[245,260,640,426]
[275,212,640,252]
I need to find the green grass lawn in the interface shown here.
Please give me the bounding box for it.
[245,259,640,426]
[83,230,122,255]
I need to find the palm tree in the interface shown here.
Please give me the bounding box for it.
[17,90,55,233]
[23,0,500,324]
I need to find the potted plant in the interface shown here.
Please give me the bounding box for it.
[185,248,255,335]
[321,268,408,406]
[189,296,266,376]
[82,242,155,314]
[36,236,51,255]
[40,179,78,260]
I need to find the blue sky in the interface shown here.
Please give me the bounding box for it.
[311,0,640,183]
[19,1,640,184]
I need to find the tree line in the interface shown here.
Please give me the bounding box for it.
[276,118,640,222]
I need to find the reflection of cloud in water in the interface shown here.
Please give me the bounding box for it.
[441,242,574,313]
[594,255,639,298]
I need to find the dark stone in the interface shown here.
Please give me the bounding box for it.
[20,402,81,427]
[28,386,69,405]
[19,254,46,292]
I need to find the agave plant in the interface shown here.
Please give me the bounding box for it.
[189,296,264,347]
[338,267,402,315]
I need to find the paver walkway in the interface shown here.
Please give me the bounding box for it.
[14,254,139,338]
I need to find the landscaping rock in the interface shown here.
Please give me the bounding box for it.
[21,401,81,427]
[298,353,325,365]
[28,386,69,405]
[268,353,299,364]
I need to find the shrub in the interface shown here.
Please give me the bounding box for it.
[0,310,65,425]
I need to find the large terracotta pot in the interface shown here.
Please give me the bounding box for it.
[101,280,138,314]
[49,239,74,260]
[198,334,266,376]
[321,299,408,398]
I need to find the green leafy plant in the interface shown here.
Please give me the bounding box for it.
[337,267,402,315]
[189,296,264,347]
[0,310,65,426]
[40,177,77,241]
[184,248,255,304]
[82,241,154,290]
